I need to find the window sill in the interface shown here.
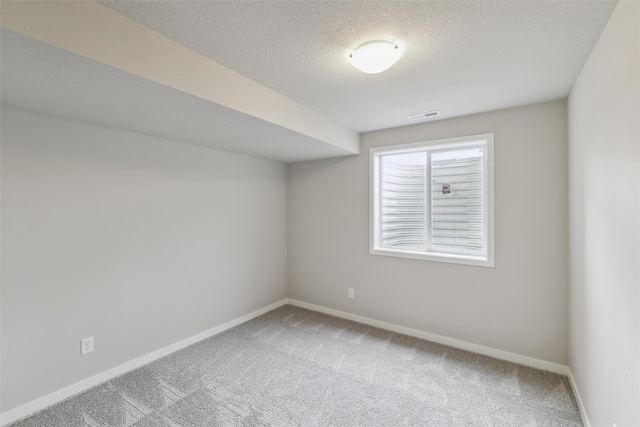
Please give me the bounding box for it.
[369,247,494,268]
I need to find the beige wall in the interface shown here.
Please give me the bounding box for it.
[0,107,288,412]
[568,1,640,426]
[288,100,569,365]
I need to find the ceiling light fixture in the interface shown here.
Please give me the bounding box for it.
[349,41,401,74]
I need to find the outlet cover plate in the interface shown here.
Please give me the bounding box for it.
[81,336,94,355]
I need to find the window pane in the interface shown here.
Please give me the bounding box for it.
[380,152,427,251]
[430,148,485,255]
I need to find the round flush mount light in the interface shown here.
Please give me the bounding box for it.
[349,41,401,74]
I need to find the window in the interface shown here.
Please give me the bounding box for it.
[370,133,494,267]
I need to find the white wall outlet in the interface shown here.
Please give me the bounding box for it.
[348,288,354,298]
[81,336,94,355]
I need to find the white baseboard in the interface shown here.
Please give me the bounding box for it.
[0,299,289,426]
[288,299,569,376]
[567,368,591,427]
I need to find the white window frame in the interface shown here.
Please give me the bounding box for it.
[370,133,494,267]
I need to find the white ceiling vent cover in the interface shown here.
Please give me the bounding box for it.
[408,111,441,120]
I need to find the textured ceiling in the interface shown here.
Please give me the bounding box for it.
[1,1,618,163]
[99,0,617,132]
[0,1,358,163]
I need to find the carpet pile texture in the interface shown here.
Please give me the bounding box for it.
[8,305,582,426]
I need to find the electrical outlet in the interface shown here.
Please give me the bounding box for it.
[81,336,94,355]
[348,288,354,298]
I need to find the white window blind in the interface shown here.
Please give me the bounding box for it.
[371,133,494,267]
[430,148,485,255]
[381,153,427,251]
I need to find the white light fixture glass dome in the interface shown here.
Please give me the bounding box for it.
[349,41,401,74]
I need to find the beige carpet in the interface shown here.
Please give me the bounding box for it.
[9,305,582,426]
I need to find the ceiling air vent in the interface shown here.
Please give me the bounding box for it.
[408,110,441,121]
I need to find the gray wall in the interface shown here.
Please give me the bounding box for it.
[0,107,288,412]
[568,1,640,425]
[288,100,569,365]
